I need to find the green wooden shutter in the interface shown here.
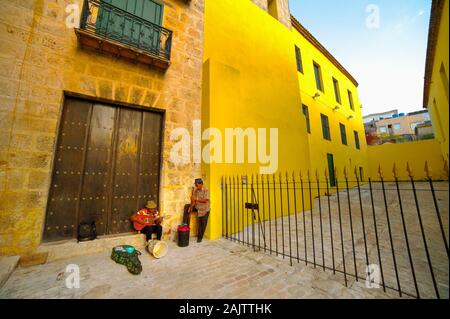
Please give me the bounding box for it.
[302,104,310,134]
[321,114,331,141]
[354,131,360,150]
[340,123,347,145]
[295,46,303,73]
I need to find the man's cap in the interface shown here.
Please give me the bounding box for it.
[146,200,157,209]
[195,178,204,184]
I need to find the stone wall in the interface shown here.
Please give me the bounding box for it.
[275,0,292,29]
[251,0,268,11]
[0,0,204,256]
[251,0,291,28]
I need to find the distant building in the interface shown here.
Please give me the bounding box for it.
[376,110,431,136]
[363,109,399,124]
[364,109,434,145]
[363,110,399,138]
[415,122,435,140]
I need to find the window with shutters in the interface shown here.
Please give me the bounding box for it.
[348,90,355,111]
[321,114,331,141]
[354,130,361,150]
[314,62,324,92]
[295,46,304,73]
[302,104,310,133]
[333,77,341,104]
[340,123,347,145]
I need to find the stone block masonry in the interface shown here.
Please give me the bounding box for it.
[251,0,292,28]
[0,0,204,255]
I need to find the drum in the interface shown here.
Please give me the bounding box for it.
[146,240,168,259]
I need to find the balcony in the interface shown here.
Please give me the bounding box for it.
[75,0,173,70]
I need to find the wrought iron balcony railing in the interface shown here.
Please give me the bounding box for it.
[77,0,173,68]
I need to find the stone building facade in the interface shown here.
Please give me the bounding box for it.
[0,0,204,255]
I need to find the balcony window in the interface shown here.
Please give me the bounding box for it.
[76,0,173,69]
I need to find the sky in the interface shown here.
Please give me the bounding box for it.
[289,0,432,116]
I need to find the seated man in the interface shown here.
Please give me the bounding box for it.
[130,200,162,241]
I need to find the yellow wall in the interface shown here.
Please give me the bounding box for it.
[202,0,312,240]
[292,27,368,183]
[367,140,448,181]
[427,0,449,161]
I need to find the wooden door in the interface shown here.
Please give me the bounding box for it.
[43,97,163,242]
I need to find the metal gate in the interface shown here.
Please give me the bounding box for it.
[222,168,449,299]
[43,96,163,242]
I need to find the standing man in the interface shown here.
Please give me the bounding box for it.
[183,178,210,243]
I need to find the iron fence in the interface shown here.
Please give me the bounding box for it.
[80,0,173,61]
[221,162,449,299]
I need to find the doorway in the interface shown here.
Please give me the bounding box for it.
[43,96,164,242]
[327,153,336,187]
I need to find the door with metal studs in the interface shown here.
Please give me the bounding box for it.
[43,96,163,242]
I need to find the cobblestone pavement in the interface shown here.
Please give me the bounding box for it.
[232,181,449,299]
[0,238,401,299]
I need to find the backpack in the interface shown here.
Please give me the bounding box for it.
[77,221,97,242]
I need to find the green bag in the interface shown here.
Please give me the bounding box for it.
[111,245,143,275]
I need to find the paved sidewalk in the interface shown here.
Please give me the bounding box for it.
[0,238,401,299]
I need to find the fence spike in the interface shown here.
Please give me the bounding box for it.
[406,162,414,179]
[324,168,328,180]
[333,166,338,179]
[343,166,348,179]
[299,170,303,180]
[307,169,310,181]
[315,169,319,181]
[424,161,432,179]
[378,164,384,179]
[392,163,399,180]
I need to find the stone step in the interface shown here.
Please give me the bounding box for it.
[0,256,20,288]
[36,233,147,263]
